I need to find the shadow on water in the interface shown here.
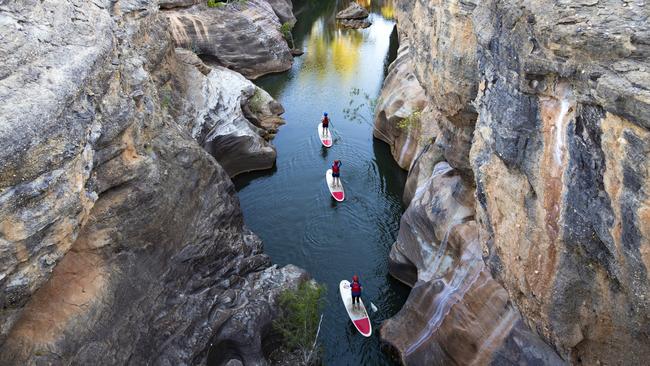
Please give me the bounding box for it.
[232,1,409,365]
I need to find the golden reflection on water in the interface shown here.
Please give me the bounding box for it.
[304,18,365,80]
[302,0,395,80]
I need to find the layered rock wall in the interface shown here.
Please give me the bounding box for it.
[165,0,294,79]
[0,0,302,364]
[377,0,649,364]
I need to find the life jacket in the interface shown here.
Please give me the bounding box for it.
[332,162,340,174]
[322,116,329,126]
[351,280,361,294]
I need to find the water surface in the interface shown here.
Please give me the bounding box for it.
[234,1,409,364]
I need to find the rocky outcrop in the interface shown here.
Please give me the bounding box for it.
[0,0,301,364]
[166,0,294,79]
[336,2,371,29]
[175,53,283,176]
[379,0,650,364]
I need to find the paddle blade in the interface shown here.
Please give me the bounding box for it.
[370,302,378,313]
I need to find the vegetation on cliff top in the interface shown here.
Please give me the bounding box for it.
[272,281,325,365]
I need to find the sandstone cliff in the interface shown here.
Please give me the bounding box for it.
[0,0,303,364]
[377,0,649,364]
[166,0,294,79]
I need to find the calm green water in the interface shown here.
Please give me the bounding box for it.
[233,1,409,364]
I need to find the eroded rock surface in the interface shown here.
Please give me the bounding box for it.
[382,163,565,365]
[166,0,294,79]
[374,43,430,170]
[379,0,650,364]
[176,56,283,176]
[0,0,300,364]
[336,2,369,19]
[336,2,371,29]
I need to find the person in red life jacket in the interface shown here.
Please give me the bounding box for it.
[331,159,342,187]
[350,275,362,309]
[321,112,330,136]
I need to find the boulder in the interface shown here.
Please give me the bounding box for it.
[336,2,370,20]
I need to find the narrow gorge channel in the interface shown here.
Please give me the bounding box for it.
[233,1,410,364]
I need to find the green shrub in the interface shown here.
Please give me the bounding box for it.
[397,109,422,130]
[248,88,265,115]
[273,281,325,365]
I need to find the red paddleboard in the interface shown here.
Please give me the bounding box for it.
[340,280,372,337]
[318,123,332,147]
[326,169,345,201]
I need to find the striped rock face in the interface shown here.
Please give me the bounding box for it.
[379,0,649,364]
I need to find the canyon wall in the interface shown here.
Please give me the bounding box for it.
[0,0,302,364]
[377,0,649,364]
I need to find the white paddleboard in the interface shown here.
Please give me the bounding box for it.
[326,169,345,201]
[318,123,332,147]
[339,280,372,337]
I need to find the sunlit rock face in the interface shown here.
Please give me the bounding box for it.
[165,0,293,79]
[381,0,650,364]
[0,1,301,364]
[472,1,650,363]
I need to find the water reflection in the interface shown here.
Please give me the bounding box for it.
[257,0,396,95]
[304,19,365,78]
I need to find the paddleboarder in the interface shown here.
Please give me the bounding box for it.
[332,159,342,187]
[350,275,362,309]
[321,112,330,136]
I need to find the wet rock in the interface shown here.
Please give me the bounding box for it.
[336,2,369,20]
[165,0,293,79]
[159,0,201,9]
[0,0,301,364]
